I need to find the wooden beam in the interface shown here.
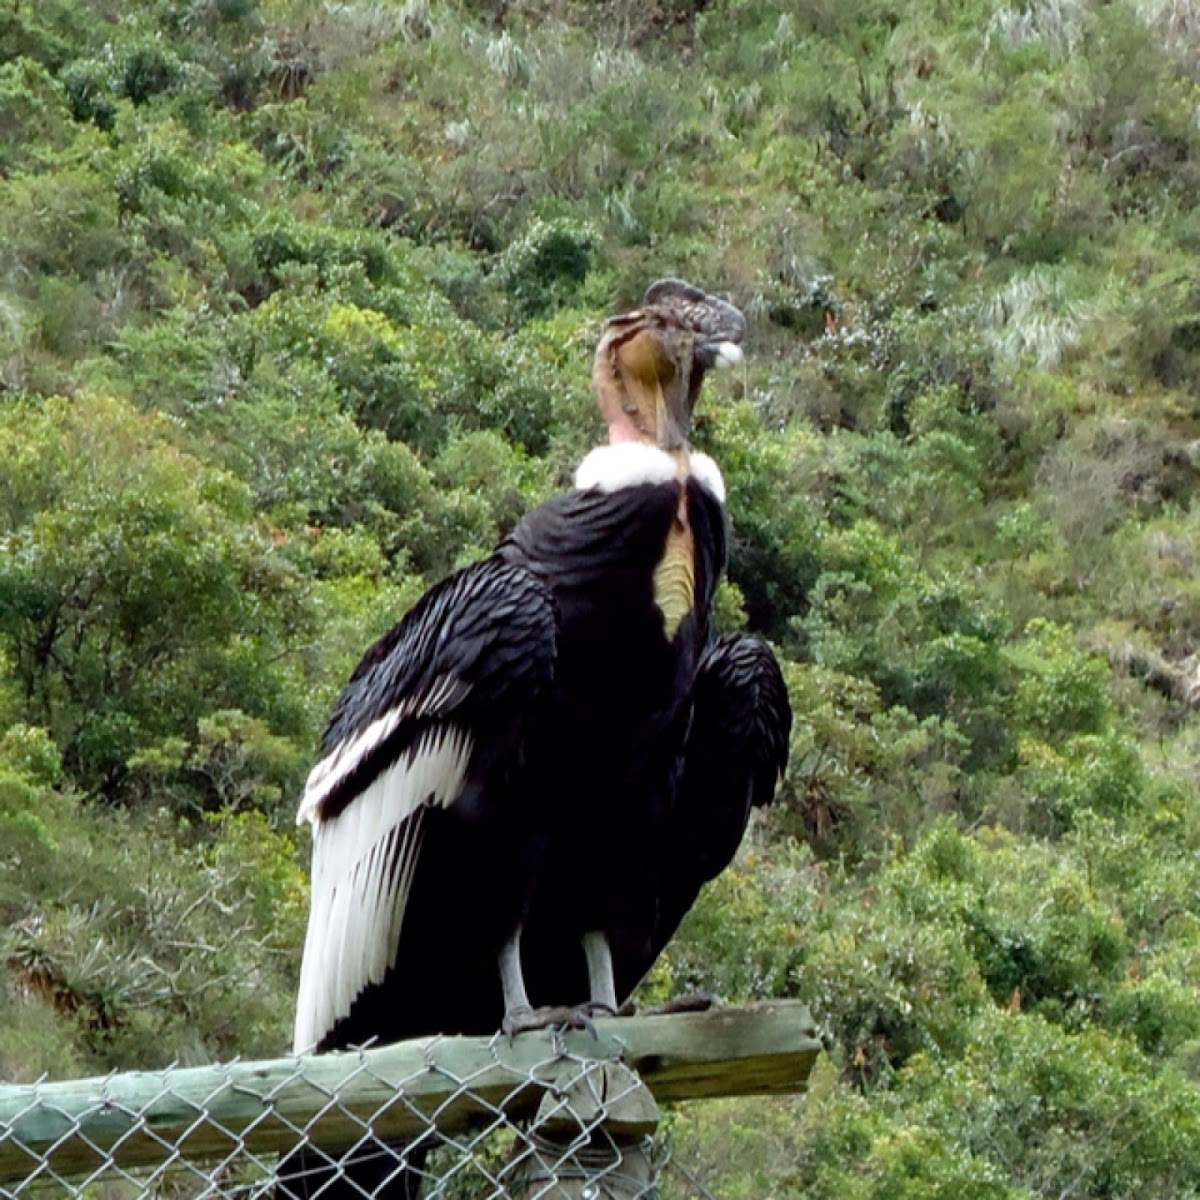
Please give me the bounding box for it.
[0,1001,820,1186]
[608,1000,822,1100]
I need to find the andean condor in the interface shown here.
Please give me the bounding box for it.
[278,280,791,1198]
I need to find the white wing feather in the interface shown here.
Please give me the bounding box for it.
[293,724,474,1052]
[297,673,465,825]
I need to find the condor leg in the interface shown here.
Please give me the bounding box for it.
[582,930,618,1013]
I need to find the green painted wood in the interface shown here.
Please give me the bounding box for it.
[598,1000,821,1100]
[509,1063,662,1199]
[533,1061,660,1139]
[0,1001,820,1185]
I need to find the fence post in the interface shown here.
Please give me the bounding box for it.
[503,1061,660,1199]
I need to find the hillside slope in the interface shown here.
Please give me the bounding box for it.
[1,1,1199,1194]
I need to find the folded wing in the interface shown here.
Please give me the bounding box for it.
[293,556,557,1053]
[618,632,791,999]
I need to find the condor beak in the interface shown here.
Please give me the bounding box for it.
[708,339,744,369]
[643,277,746,381]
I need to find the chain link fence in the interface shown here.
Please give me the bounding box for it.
[0,1003,819,1199]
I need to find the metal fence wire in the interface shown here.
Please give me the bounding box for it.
[0,1003,820,1200]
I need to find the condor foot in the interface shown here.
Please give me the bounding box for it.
[502,1001,617,1040]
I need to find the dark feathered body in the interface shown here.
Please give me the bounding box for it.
[501,470,728,993]
[522,631,791,1009]
[278,466,731,1199]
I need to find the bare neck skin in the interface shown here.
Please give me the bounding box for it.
[593,322,694,459]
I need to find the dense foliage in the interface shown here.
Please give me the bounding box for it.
[2,0,1199,1193]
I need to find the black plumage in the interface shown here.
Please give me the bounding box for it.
[521,631,791,1011]
[500,476,728,1016]
[649,633,791,980]
[295,556,558,1051]
[278,559,557,1198]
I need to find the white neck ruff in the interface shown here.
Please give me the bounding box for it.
[574,444,726,503]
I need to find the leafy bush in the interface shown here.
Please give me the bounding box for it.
[1009,620,1114,740]
[494,216,597,320]
[0,394,314,802]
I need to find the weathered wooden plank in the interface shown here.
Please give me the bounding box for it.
[600,1001,821,1100]
[0,1001,820,1186]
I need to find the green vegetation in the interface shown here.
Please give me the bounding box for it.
[2,0,1199,1193]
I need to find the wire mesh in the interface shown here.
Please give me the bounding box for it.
[0,1031,663,1199]
[1,1002,820,1200]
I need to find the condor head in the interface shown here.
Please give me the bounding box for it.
[594,279,746,451]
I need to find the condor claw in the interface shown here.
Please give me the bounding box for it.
[501,1004,576,1040]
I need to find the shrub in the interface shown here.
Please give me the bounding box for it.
[0,393,315,803]
[494,216,597,321]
